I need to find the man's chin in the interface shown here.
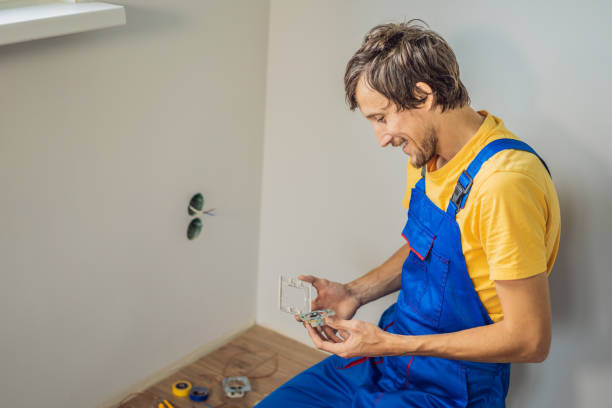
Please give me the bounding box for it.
[412,157,432,169]
[408,155,423,168]
[403,149,416,164]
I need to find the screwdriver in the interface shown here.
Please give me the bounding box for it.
[157,399,176,408]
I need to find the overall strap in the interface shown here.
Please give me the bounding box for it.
[414,165,427,192]
[446,138,551,216]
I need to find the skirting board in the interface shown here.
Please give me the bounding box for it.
[99,319,255,408]
[257,321,323,350]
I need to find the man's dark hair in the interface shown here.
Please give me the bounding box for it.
[344,20,470,112]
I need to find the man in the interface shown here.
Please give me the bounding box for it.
[256,20,560,407]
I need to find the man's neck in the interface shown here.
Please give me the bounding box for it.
[433,106,485,169]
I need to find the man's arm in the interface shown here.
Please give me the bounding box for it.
[308,272,552,363]
[391,272,552,362]
[345,243,410,306]
[298,243,410,341]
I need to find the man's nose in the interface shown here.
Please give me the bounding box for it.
[377,133,392,147]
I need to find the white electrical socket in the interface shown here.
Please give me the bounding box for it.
[279,276,314,315]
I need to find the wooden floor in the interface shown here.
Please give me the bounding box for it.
[118,325,327,408]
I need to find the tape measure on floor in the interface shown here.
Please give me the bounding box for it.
[171,380,192,397]
[189,386,210,402]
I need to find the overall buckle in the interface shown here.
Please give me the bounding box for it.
[450,170,474,210]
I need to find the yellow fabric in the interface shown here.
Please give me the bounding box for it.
[401,111,561,322]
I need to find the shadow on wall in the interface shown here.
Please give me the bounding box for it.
[505,118,612,408]
[454,27,612,407]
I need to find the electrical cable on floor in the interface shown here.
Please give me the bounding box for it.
[197,348,279,408]
[115,349,278,408]
[222,349,279,379]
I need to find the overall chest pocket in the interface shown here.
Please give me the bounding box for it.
[401,216,450,330]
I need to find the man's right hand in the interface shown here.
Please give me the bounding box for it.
[296,275,362,342]
[295,245,408,342]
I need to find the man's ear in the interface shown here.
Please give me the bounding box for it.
[414,82,434,111]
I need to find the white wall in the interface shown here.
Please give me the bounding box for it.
[256,1,612,407]
[0,1,269,407]
[2,1,610,407]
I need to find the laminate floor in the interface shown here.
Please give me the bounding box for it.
[116,325,327,408]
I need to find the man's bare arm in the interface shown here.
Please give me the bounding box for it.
[298,243,410,341]
[387,272,552,362]
[310,272,552,363]
[345,243,411,306]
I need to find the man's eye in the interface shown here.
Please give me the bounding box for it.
[376,117,385,123]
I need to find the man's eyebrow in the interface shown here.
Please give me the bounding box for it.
[362,101,391,119]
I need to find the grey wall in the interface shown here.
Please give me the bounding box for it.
[256,1,612,407]
[0,1,269,407]
[2,1,610,407]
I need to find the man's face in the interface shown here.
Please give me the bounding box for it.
[355,78,437,168]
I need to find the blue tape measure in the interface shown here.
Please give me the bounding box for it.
[189,386,210,402]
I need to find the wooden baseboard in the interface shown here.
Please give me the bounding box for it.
[99,319,255,408]
[256,321,319,349]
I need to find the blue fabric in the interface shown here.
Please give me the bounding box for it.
[256,139,545,407]
[447,138,550,214]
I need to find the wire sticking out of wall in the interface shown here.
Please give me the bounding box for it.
[187,192,215,240]
[188,193,215,216]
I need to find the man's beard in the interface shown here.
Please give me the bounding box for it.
[411,127,438,168]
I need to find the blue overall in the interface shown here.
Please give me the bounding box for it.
[256,139,550,408]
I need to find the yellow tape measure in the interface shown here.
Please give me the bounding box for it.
[172,380,192,397]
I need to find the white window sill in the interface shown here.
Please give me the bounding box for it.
[0,1,125,46]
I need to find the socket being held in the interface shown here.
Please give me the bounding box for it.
[279,276,335,327]
[298,309,336,327]
[279,276,314,315]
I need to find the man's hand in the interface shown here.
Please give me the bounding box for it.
[303,273,552,364]
[299,275,361,319]
[295,246,407,343]
[305,317,393,358]
[296,275,361,341]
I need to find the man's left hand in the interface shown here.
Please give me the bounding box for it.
[305,317,396,358]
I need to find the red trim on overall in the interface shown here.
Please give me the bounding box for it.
[405,356,414,389]
[401,234,427,261]
[374,392,385,405]
[383,321,394,331]
[337,356,369,370]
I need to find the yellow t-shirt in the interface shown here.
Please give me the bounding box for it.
[401,111,561,322]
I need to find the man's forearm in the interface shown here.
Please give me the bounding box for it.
[384,274,552,363]
[345,243,411,306]
[385,318,549,363]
